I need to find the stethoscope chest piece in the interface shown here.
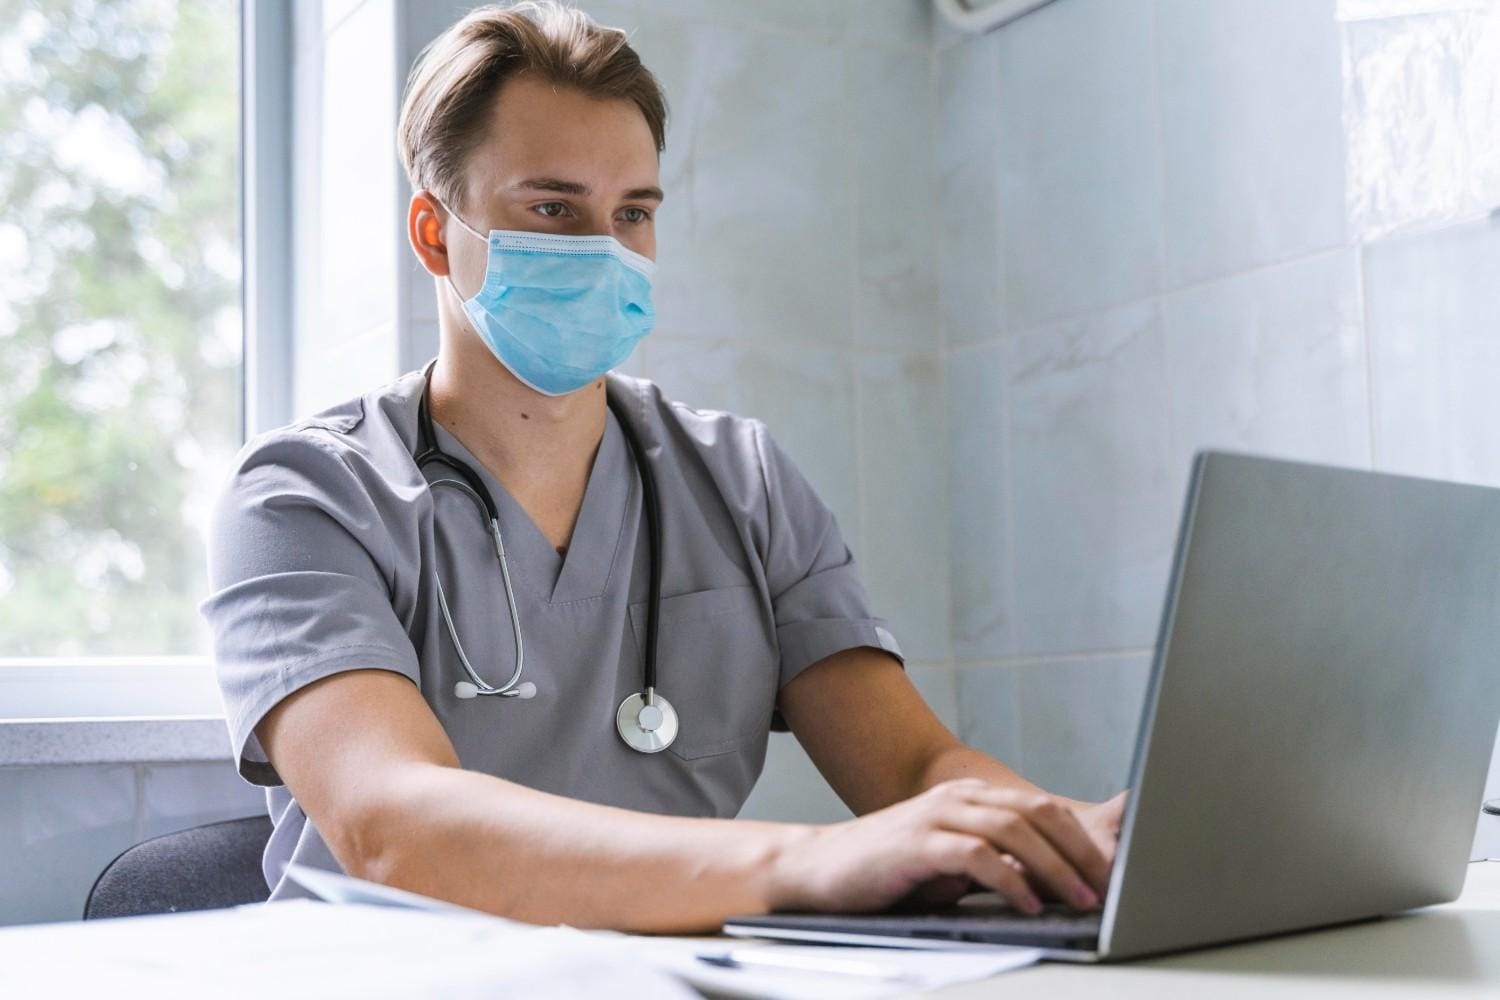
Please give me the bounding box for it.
[616,691,679,754]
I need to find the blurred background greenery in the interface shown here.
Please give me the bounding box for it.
[0,0,242,657]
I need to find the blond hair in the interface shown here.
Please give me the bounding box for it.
[398,1,667,210]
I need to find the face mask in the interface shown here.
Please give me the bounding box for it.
[440,202,656,396]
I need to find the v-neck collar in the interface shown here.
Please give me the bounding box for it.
[426,407,633,606]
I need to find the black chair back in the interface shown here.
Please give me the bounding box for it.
[84,814,272,919]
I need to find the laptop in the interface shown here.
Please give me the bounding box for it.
[725,452,1500,962]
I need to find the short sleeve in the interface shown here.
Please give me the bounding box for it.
[198,431,420,786]
[753,422,904,692]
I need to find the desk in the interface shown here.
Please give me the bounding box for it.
[2,863,1496,998]
[934,860,1500,998]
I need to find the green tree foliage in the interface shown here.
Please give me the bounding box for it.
[0,0,240,656]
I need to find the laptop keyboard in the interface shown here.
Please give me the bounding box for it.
[728,901,1103,949]
[896,900,1102,937]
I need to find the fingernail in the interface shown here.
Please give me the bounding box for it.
[1022,894,1043,915]
[1073,884,1099,909]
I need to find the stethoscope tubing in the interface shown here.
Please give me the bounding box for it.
[428,475,527,697]
[412,360,669,735]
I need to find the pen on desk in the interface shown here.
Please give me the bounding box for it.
[695,947,918,983]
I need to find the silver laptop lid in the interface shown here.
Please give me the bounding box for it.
[1100,452,1500,960]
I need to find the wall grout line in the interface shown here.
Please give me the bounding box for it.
[926,26,956,671]
[987,24,1020,672]
[944,200,1500,362]
[1146,0,1173,315]
[845,41,868,559]
[940,242,1367,357]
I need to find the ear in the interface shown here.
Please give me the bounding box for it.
[407,190,450,278]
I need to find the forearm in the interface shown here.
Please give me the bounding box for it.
[916,743,1092,812]
[347,761,810,933]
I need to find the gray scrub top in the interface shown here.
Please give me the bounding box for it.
[199,367,904,900]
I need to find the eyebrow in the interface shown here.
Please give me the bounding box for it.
[512,177,664,202]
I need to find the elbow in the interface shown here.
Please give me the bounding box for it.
[319,765,436,889]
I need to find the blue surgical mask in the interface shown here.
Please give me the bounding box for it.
[441,203,656,396]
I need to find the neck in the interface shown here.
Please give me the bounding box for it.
[428,336,607,496]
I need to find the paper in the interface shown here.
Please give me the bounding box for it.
[637,938,1043,1000]
[0,900,696,1000]
[284,865,1044,999]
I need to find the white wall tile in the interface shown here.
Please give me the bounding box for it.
[1344,9,1500,240]
[648,337,863,552]
[851,47,939,351]
[1006,301,1177,655]
[1012,653,1152,803]
[622,9,698,193]
[576,0,640,29]
[738,662,957,824]
[995,0,1163,327]
[955,665,1023,769]
[957,655,1154,804]
[140,763,265,840]
[908,662,960,733]
[1156,0,1347,285]
[1366,215,1500,486]
[843,0,933,50]
[666,25,851,347]
[937,32,1003,347]
[737,733,852,823]
[0,765,137,926]
[1163,249,1372,500]
[857,353,950,661]
[646,0,848,41]
[946,342,1014,660]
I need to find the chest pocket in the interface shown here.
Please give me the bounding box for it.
[628,585,779,760]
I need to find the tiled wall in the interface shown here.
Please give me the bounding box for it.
[937,0,1500,814]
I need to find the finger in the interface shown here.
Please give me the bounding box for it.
[968,789,1113,896]
[1103,790,1129,824]
[922,831,1043,915]
[944,804,1100,910]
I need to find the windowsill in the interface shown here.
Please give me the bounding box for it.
[0,716,232,767]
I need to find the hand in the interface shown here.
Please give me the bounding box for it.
[767,779,1112,917]
[1074,790,1129,868]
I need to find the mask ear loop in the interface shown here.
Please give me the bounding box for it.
[429,194,488,307]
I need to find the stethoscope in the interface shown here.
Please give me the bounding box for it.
[413,360,679,754]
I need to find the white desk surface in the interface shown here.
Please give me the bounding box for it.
[933,860,1500,999]
[2,862,1496,998]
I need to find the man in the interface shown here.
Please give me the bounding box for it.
[201,0,1125,932]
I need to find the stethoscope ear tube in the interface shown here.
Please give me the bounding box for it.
[613,395,663,696]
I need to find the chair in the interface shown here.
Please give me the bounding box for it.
[83,814,273,920]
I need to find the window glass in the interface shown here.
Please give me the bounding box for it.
[0,0,241,656]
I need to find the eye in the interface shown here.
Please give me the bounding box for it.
[619,206,652,224]
[534,202,570,218]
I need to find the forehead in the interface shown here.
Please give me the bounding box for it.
[462,73,660,200]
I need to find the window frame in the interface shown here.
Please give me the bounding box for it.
[0,0,294,736]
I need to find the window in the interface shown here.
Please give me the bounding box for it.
[0,2,242,668]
